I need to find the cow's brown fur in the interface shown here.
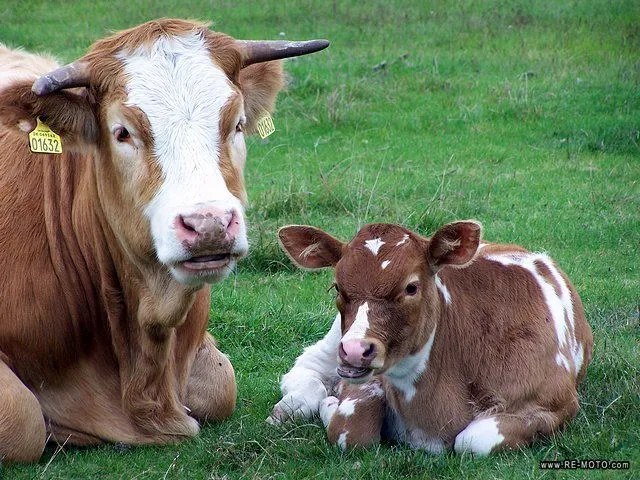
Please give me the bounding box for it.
[278,222,593,454]
[0,19,285,463]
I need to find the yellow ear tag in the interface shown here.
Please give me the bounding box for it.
[29,117,63,154]
[256,113,275,139]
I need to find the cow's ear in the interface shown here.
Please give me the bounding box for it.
[237,61,284,134]
[426,220,482,271]
[278,225,344,270]
[0,81,98,148]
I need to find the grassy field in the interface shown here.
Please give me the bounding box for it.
[1,0,638,478]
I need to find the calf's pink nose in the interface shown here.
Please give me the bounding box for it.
[174,207,238,247]
[339,339,377,367]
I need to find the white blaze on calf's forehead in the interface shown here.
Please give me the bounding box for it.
[342,302,370,342]
[364,237,385,255]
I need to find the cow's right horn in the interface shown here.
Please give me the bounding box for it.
[32,61,90,96]
[238,39,330,67]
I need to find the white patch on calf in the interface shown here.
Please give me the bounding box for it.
[386,325,437,402]
[454,417,505,455]
[381,260,391,270]
[486,252,580,376]
[319,396,339,427]
[361,382,384,398]
[365,238,385,255]
[395,234,409,246]
[342,302,370,342]
[337,431,348,451]
[338,398,357,417]
[121,33,247,269]
[435,274,452,305]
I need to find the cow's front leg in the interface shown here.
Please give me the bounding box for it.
[185,332,236,422]
[319,379,386,450]
[0,358,46,462]
[268,314,342,423]
[121,285,199,440]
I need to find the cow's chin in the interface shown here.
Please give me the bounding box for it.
[169,255,239,286]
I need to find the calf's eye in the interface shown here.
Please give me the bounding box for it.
[235,121,244,133]
[405,283,419,296]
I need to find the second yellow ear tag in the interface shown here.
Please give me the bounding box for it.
[29,117,63,154]
[256,113,275,139]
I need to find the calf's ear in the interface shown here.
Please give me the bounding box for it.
[0,81,98,148]
[278,225,344,270]
[238,61,284,134]
[427,220,482,270]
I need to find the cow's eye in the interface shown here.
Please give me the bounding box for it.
[405,283,419,296]
[114,126,130,142]
[235,120,244,133]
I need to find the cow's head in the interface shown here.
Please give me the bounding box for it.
[278,221,481,383]
[1,19,328,286]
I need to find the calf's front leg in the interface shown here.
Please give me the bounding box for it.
[268,314,342,423]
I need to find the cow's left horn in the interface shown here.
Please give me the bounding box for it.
[238,39,330,67]
[32,61,90,96]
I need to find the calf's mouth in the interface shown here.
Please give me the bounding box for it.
[337,364,374,383]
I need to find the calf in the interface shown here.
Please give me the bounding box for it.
[270,221,592,454]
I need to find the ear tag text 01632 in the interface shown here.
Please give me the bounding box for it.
[29,117,63,154]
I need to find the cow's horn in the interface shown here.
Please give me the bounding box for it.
[32,61,90,96]
[238,39,330,67]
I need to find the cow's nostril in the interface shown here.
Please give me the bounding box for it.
[179,215,197,233]
[362,342,376,359]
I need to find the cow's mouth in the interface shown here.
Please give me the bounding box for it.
[337,364,373,383]
[181,253,232,272]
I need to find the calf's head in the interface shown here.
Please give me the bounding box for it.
[1,19,328,285]
[279,221,481,383]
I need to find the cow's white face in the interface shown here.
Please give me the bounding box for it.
[105,33,249,285]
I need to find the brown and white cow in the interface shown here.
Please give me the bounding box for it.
[269,221,592,454]
[0,19,328,462]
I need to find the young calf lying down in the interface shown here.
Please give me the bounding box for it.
[269,221,592,454]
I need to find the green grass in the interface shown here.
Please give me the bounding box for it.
[1,0,639,478]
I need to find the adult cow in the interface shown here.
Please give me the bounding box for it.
[0,19,328,462]
[270,222,592,454]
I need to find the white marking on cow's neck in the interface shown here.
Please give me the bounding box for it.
[343,302,370,342]
[365,238,385,255]
[338,398,357,417]
[381,260,391,269]
[486,252,580,375]
[120,33,246,266]
[385,325,437,402]
[434,274,452,305]
[396,234,409,246]
[454,417,504,455]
